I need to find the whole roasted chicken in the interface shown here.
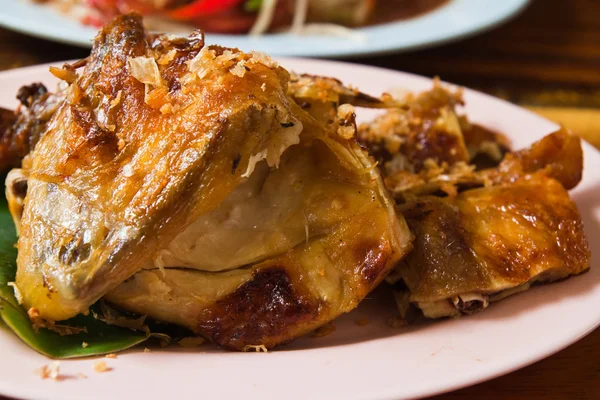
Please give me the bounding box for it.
[3,14,412,349]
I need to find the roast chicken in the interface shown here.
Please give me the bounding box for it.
[359,85,590,319]
[0,15,591,350]
[395,171,589,318]
[3,14,412,349]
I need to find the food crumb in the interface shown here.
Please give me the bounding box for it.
[355,317,369,327]
[387,316,407,329]
[27,307,40,320]
[93,361,111,373]
[105,353,117,359]
[144,348,151,353]
[312,323,336,338]
[178,337,206,348]
[37,361,60,380]
[78,373,88,379]
[242,344,268,353]
[82,342,89,348]
[229,61,247,77]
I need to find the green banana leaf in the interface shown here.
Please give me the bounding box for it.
[0,197,150,359]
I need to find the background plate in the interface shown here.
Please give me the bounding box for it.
[0,58,598,400]
[0,0,530,57]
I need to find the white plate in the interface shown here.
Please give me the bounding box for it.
[0,0,531,57]
[0,58,598,400]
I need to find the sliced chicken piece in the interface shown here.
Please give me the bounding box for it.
[384,128,588,318]
[485,126,583,190]
[358,80,469,175]
[392,173,590,318]
[12,14,412,349]
[383,128,582,202]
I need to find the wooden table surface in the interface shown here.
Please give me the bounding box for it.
[0,0,598,399]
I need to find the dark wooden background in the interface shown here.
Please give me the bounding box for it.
[0,0,598,398]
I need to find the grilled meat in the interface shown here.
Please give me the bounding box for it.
[383,128,582,202]
[382,129,589,318]
[358,81,510,178]
[394,173,590,318]
[11,14,411,350]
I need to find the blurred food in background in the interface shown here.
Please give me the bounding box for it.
[36,0,449,34]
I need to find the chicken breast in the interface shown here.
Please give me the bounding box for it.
[12,14,411,349]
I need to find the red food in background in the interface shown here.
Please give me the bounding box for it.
[85,0,293,33]
[167,0,244,21]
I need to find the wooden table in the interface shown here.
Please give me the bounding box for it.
[0,0,598,398]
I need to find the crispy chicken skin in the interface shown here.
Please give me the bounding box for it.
[358,81,510,178]
[356,81,588,319]
[358,81,468,174]
[12,14,411,349]
[397,174,590,317]
[383,129,589,318]
[486,127,583,190]
[383,128,583,202]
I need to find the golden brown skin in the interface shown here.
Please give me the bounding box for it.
[487,127,583,190]
[17,14,307,320]
[106,122,412,349]
[354,81,589,318]
[380,127,589,318]
[358,82,514,182]
[383,128,583,203]
[397,174,590,314]
[13,14,411,349]
[358,81,469,174]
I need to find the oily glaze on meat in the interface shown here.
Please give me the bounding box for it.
[358,81,468,174]
[11,14,411,349]
[383,129,590,318]
[383,128,583,202]
[396,174,590,318]
[358,81,510,178]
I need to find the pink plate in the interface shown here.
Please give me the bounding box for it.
[0,58,598,400]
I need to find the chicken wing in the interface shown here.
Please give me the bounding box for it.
[12,14,412,349]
